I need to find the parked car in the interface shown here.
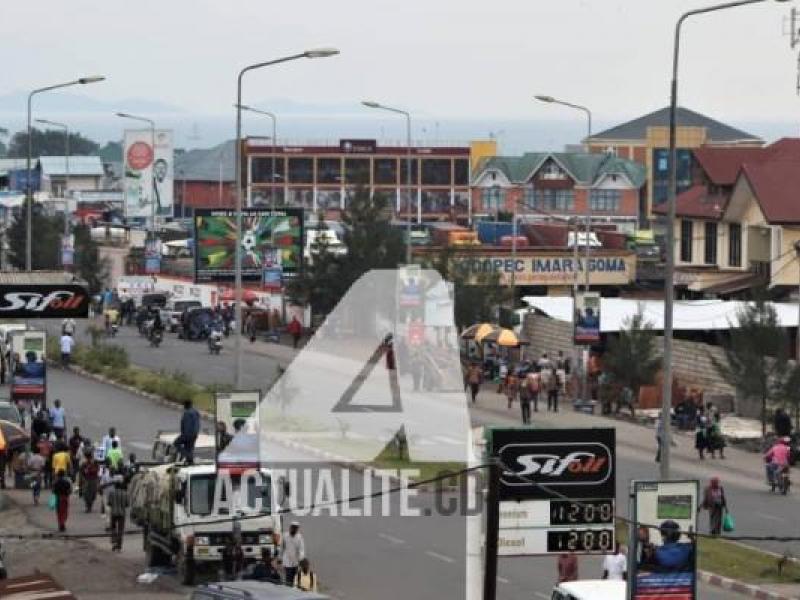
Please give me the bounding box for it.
[551,579,625,600]
[191,582,329,600]
[160,299,203,332]
[0,401,22,426]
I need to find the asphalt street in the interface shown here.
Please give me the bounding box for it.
[31,322,758,599]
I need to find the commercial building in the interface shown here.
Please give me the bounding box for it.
[36,156,105,196]
[242,138,496,222]
[653,138,800,297]
[173,140,237,213]
[470,151,646,234]
[586,106,763,224]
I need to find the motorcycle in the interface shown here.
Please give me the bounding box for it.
[149,329,163,348]
[110,323,119,337]
[208,330,223,355]
[767,463,791,494]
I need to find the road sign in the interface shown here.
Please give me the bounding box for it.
[487,427,617,558]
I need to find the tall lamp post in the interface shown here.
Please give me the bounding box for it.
[35,118,71,267]
[115,112,156,233]
[534,94,592,401]
[233,48,340,389]
[26,76,105,271]
[660,0,789,481]
[236,104,277,210]
[362,101,413,265]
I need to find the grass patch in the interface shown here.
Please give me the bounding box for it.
[616,520,800,584]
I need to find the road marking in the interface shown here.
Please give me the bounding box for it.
[378,533,406,545]
[755,511,782,522]
[425,550,455,563]
[534,593,549,599]
[498,576,510,584]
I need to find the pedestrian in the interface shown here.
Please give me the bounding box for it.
[505,370,518,410]
[107,440,123,471]
[519,374,532,425]
[79,452,100,512]
[216,421,233,455]
[107,476,128,551]
[37,435,53,488]
[709,412,726,459]
[176,400,201,464]
[655,416,664,463]
[101,427,121,462]
[602,542,627,580]
[538,352,552,371]
[59,332,75,369]
[26,448,44,504]
[245,313,256,343]
[774,408,792,438]
[467,363,482,403]
[695,407,708,460]
[246,548,283,584]
[31,408,50,449]
[222,536,244,579]
[409,352,423,392]
[526,367,541,413]
[287,315,303,349]
[546,367,561,412]
[68,427,83,475]
[51,442,71,480]
[700,477,728,535]
[52,469,72,532]
[49,399,66,441]
[557,552,579,583]
[293,558,319,592]
[281,521,305,588]
[99,459,113,519]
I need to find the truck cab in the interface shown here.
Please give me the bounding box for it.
[8,329,47,412]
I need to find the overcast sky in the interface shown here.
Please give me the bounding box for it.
[2,0,799,148]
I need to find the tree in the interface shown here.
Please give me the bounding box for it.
[73,224,109,295]
[287,190,405,317]
[602,308,661,417]
[97,140,122,163]
[6,202,63,270]
[424,245,509,331]
[6,128,99,158]
[711,299,790,436]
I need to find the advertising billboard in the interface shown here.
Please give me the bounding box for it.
[489,427,616,557]
[194,207,304,282]
[123,129,174,219]
[574,291,601,344]
[215,390,262,471]
[0,284,89,318]
[632,480,699,600]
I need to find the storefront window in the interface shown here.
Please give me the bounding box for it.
[345,158,370,185]
[374,158,398,185]
[400,158,419,185]
[317,158,342,184]
[421,159,451,186]
[454,159,469,186]
[287,158,314,184]
[251,157,285,184]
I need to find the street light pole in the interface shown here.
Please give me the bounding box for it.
[25,76,105,271]
[235,104,277,209]
[362,101,413,265]
[535,94,592,400]
[233,48,339,389]
[661,0,786,480]
[35,119,70,267]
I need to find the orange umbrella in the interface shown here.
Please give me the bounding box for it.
[461,323,497,344]
[482,328,528,347]
[0,419,29,452]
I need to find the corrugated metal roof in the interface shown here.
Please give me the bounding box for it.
[174,140,236,182]
[0,271,86,285]
[588,106,762,144]
[38,155,105,177]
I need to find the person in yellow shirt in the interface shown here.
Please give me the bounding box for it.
[294,558,318,592]
[51,444,72,478]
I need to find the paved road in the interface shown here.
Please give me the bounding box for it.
[28,327,758,598]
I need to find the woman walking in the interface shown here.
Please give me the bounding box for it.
[695,407,708,460]
[505,371,519,409]
[80,452,100,513]
[709,413,726,459]
[701,477,728,535]
[52,469,72,532]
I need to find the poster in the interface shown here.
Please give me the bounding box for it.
[194,207,304,282]
[215,390,262,470]
[574,291,601,344]
[123,129,174,219]
[632,480,699,600]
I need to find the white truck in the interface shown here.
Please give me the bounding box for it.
[129,461,284,585]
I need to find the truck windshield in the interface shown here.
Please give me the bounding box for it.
[189,473,272,516]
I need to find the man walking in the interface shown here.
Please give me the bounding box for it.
[287,316,303,349]
[59,332,75,369]
[49,399,66,441]
[101,427,121,463]
[546,366,561,412]
[177,400,200,464]
[107,477,128,551]
[281,522,305,588]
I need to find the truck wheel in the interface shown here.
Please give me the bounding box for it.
[177,549,195,586]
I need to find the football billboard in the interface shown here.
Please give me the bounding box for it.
[123,129,174,219]
[194,207,304,282]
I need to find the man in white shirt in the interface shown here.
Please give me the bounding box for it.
[281,522,305,588]
[602,543,627,581]
[49,399,66,440]
[60,333,75,368]
[101,427,122,461]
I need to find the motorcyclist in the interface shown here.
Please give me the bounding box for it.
[765,436,791,486]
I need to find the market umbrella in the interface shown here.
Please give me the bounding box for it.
[482,327,529,347]
[461,323,497,344]
[219,288,259,305]
[0,419,30,452]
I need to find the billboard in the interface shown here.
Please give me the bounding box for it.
[194,207,304,282]
[123,129,174,219]
[574,291,601,344]
[489,427,616,557]
[215,390,262,471]
[632,480,699,600]
[0,284,89,318]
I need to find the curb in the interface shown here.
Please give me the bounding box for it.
[699,570,799,600]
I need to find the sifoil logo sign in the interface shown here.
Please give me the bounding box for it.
[491,428,616,501]
[0,285,90,318]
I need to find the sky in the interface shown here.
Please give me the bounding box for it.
[1,0,799,151]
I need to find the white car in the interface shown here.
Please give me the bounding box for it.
[160,299,203,332]
[551,579,625,600]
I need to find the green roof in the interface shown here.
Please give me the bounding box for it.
[474,151,646,188]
